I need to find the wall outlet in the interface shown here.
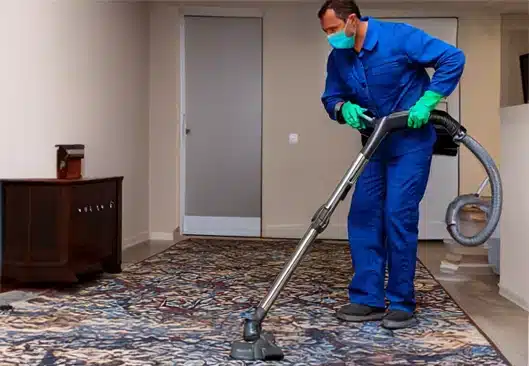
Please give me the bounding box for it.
[289,133,298,144]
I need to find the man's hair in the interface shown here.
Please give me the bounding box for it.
[317,0,361,21]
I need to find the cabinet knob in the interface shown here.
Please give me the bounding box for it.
[78,208,82,213]
[109,200,114,208]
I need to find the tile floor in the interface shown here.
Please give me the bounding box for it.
[123,237,528,366]
[418,241,528,366]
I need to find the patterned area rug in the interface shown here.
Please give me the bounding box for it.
[0,238,508,365]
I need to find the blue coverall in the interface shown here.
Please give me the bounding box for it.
[321,17,465,313]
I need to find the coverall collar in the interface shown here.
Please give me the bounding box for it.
[360,16,379,52]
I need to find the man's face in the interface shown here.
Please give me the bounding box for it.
[320,9,357,36]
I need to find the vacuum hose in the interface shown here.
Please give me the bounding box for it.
[362,109,502,247]
[429,110,502,247]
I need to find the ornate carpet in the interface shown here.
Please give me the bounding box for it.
[0,238,508,365]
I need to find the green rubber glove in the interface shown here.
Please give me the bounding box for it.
[341,102,368,129]
[408,90,444,128]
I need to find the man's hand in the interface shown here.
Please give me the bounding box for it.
[341,102,368,129]
[408,90,444,128]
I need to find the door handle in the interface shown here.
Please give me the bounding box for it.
[185,128,191,135]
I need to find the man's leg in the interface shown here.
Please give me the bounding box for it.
[383,147,433,329]
[336,158,387,322]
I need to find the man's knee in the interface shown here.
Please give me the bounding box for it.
[385,198,420,223]
[348,192,385,228]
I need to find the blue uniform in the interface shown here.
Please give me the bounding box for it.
[322,17,465,313]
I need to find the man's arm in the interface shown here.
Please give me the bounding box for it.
[321,52,350,123]
[401,23,466,96]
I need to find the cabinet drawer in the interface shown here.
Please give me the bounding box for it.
[71,181,117,214]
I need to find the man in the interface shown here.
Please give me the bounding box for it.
[319,0,465,329]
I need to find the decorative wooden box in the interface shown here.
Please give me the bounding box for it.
[0,177,123,285]
[55,144,85,180]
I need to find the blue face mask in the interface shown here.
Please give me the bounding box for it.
[327,30,355,49]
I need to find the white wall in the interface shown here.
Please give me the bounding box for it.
[0,1,151,248]
[148,2,503,238]
[499,104,529,311]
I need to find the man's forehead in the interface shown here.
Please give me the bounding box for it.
[320,9,343,30]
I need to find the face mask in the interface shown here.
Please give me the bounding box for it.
[327,20,355,49]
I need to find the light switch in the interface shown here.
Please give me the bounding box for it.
[289,133,299,144]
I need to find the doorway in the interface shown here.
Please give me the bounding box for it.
[179,10,263,237]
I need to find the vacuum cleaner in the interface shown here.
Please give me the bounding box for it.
[229,109,502,362]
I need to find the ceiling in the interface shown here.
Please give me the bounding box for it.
[145,0,528,13]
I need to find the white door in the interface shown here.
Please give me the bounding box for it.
[180,14,263,237]
[384,18,460,240]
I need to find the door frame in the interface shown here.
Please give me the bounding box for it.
[178,6,264,236]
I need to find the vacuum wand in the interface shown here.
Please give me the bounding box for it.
[230,151,369,362]
[245,112,382,324]
[246,152,369,334]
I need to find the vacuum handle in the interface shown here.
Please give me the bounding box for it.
[361,110,410,132]
[359,110,410,159]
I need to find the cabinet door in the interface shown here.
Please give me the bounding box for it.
[88,182,115,260]
[69,181,118,268]
[3,185,31,264]
[70,184,107,265]
[28,186,63,263]
[3,185,63,265]
[100,181,118,255]
[70,184,91,264]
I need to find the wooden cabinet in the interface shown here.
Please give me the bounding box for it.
[0,177,123,285]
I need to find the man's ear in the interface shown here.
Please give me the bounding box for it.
[344,14,358,36]
[347,14,358,22]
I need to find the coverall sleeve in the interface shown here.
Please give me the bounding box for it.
[321,52,350,121]
[401,24,466,97]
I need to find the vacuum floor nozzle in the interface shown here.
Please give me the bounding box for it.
[229,333,284,361]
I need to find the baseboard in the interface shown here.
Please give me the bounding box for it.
[122,231,150,250]
[263,224,347,240]
[122,229,180,251]
[265,223,460,241]
[150,232,175,241]
[183,216,260,237]
[498,284,529,312]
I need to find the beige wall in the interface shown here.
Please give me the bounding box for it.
[458,15,501,196]
[148,2,503,238]
[1,0,151,247]
[501,14,529,108]
[149,4,181,240]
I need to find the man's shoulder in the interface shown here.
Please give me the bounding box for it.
[368,17,416,33]
[327,48,341,60]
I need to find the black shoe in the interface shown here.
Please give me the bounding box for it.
[381,310,418,329]
[336,303,386,322]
